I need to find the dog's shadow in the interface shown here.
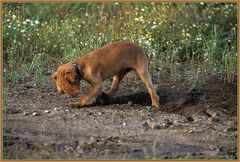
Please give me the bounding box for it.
[91,91,167,107]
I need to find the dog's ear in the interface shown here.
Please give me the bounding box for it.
[65,68,75,82]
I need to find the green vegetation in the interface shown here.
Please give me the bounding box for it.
[2,2,237,89]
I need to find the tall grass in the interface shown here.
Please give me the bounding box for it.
[2,2,237,88]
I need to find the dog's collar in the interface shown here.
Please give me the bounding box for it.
[72,61,83,79]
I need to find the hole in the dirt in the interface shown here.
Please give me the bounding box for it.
[187,116,194,122]
[111,92,151,106]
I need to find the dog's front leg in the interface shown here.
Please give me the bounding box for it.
[70,83,102,108]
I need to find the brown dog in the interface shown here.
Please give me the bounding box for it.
[52,41,159,109]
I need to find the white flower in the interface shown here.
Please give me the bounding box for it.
[26,19,30,22]
[6,33,9,35]
[35,20,40,25]
[6,19,10,22]
[85,13,89,16]
[151,25,157,29]
[141,8,145,11]
[12,15,16,19]
[21,29,25,33]
[196,37,202,41]
[23,21,27,25]
[134,18,139,21]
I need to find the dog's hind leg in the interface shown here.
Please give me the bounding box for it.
[135,65,160,109]
[107,69,131,96]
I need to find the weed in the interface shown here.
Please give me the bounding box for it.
[146,106,153,116]
[2,3,237,90]
[185,67,207,92]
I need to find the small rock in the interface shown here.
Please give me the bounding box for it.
[163,119,173,126]
[123,122,127,126]
[224,127,237,132]
[25,82,36,88]
[87,112,93,116]
[209,117,220,122]
[188,128,194,133]
[37,96,43,99]
[209,145,218,150]
[32,112,39,116]
[147,120,160,129]
[206,109,218,118]
[23,112,30,116]
[65,109,69,112]
[144,119,172,130]
[173,117,188,125]
[73,113,79,117]
[128,101,133,106]
[192,114,208,122]
[188,127,204,133]
[44,110,50,113]
[142,121,148,127]
[98,112,101,115]
[54,107,58,111]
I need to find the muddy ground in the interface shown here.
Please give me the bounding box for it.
[3,68,238,160]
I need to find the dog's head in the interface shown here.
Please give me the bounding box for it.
[52,62,80,96]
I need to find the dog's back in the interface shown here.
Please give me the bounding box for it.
[77,41,148,79]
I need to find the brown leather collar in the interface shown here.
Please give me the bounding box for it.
[72,62,83,79]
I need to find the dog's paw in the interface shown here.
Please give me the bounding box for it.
[151,104,160,112]
[69,102,83,108]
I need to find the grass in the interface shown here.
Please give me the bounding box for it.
[2,2,238,90]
